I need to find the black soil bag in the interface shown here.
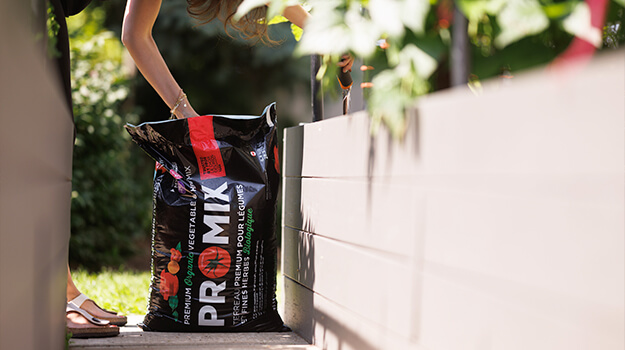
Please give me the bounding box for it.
[125,103,285,332]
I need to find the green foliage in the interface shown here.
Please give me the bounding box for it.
[603,0,625,49]
[46,1,61,59]
[247,0,625,138]
[68,6,152,270]
[268,0,438,137]
[71,268,151,316]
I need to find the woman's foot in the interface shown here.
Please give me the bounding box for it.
[66,306,119,338]
[68,293,128,326]
[67,265,127,326]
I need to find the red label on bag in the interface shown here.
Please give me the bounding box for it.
[273,145,280,174]
[188,116,226,179]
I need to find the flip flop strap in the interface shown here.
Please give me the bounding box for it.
[66,302,110,326]
[68,293,118,315]
[68,293,89,308]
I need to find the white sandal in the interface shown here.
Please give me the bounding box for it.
[68,293,127,326]
[66,305,119,338]
[66,301,110,326]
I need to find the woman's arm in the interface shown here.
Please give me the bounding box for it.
[282,4,310,30]
[121,0,198,118]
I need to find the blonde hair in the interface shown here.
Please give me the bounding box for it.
[186,0,273,43]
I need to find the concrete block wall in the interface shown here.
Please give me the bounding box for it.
[281,52,624,350]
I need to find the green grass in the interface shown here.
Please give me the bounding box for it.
[72,268,285,317]
[72,268,151,316]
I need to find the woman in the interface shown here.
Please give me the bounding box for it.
[121,0,353,119]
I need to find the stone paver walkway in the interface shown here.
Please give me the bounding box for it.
[69,316,317,350]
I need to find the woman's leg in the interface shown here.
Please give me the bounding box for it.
[66,264,81,301]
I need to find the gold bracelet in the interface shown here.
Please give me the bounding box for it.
[170,90,187,118]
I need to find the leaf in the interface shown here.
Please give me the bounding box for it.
[495,0,550,48]
[169,295,179,310]
[296,4,354,55]
[541,1,577,19]
[563,2,603,47]
[399,44,437,79]
[457,0,506,20]
[457,0,506,37]
[297,0,381,57]
[368,0,430,37]
[369,0,405,38]
[234,0,269,21]
[400,0,431,34]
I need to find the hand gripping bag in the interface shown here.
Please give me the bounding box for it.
[125,103,286,332]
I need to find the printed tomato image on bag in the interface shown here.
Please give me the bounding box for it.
[125,103,286,332]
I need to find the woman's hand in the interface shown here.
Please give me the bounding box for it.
[175,105,200,119]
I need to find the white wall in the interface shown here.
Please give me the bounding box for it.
[281,52,625,350]
[0,3,74,350]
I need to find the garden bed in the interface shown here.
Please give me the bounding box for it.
[281,52,624,350]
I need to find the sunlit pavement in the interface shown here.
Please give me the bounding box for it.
[69,315,317,350]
